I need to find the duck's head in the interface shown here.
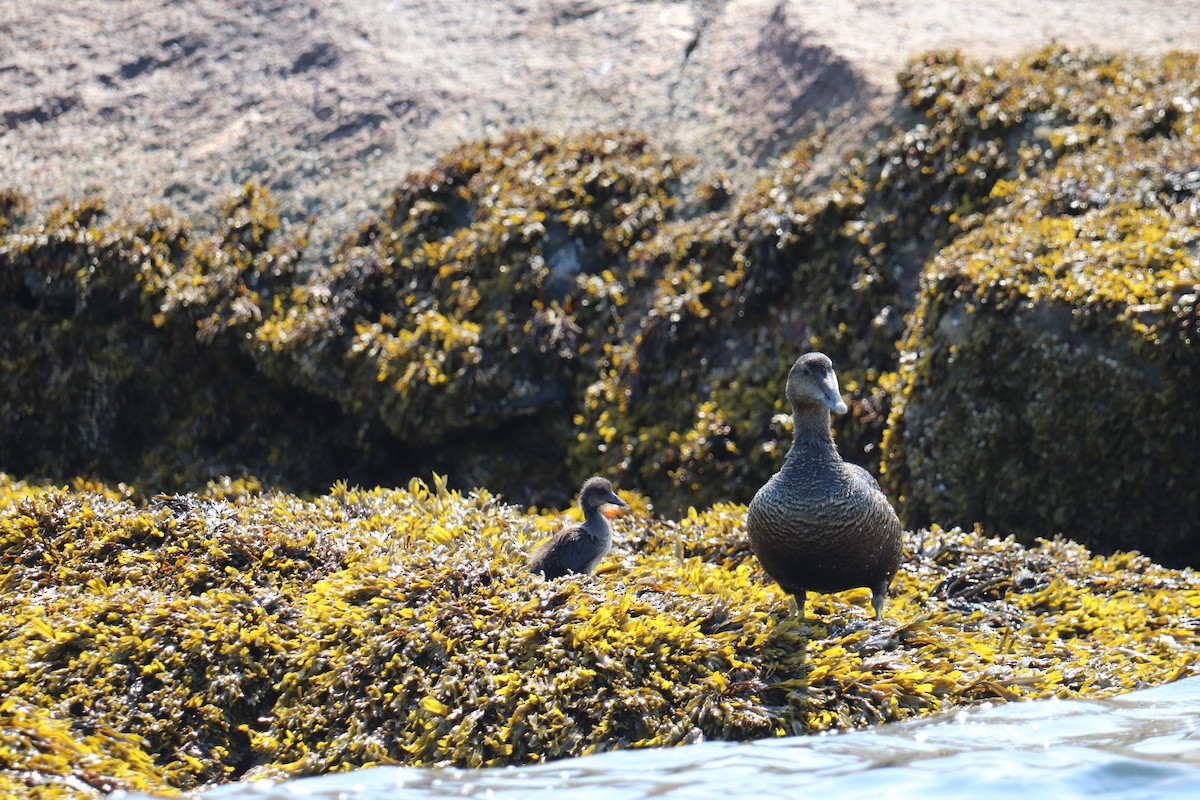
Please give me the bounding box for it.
[578,476,629,517]
[785,352,849,415]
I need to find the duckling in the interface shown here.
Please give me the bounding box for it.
[747,352,902,619]
[528,477,629,578]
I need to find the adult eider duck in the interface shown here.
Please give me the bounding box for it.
[746,352,902,619]
[528,477,629,578]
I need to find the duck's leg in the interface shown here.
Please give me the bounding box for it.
[870,585,886,620]
[787,589,807,618]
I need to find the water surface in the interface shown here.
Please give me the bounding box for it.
[191,676,1200,800]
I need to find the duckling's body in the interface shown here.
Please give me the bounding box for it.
[747,353,902,619]
[528,477,628,578]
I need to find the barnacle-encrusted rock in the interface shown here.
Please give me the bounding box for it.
[882,50,1200,565]
[2,473,1198,796]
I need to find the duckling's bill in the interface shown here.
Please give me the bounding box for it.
[602,493,629,519]
[602,505,627,519]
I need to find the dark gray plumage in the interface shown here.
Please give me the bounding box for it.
[527,477,629,578]
[747,352,903,619]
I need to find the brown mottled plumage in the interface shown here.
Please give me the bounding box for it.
[747,352,902,619]
[527,477,628,578]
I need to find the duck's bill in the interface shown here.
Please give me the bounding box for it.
[821,371,849,415]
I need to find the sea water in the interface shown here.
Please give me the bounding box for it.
[170,676,1200,800]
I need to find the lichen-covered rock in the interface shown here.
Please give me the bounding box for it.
[2,474,1198,795]
[883,50,1200,566]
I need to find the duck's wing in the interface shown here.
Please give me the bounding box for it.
[527,524,594,577]
[845,460,904,563]
[846,462,883,494]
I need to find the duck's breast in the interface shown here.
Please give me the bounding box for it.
[747,465,900,592]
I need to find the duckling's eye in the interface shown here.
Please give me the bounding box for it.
[800,367,810,375]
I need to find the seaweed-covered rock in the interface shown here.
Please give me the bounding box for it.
[0,701,173,798]
[0,187,364,493]
[883,51,1200,565]
[568,46,1118,513]
[4,47,1200,550]
[2,474,1198,795]
[249,130,691,503]
[0,50,1062,510]
[0,188,27,231]
[0,132,693,504]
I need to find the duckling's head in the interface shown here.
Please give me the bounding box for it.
[578,476,628,517]
[785,352,849,415]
